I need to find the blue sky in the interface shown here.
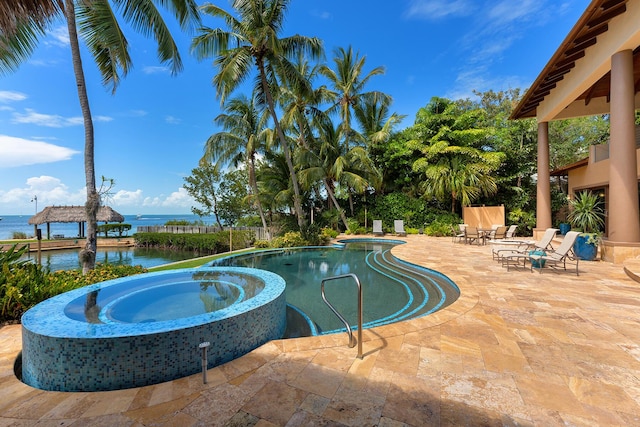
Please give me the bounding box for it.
[0,0,587,216]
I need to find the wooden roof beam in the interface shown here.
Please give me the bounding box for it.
[556,51,586,68]
[565,37,598,56]
[574,22,608,44]
[587,2,626,28]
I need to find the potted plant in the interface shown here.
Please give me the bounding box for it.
[567,191,604,260]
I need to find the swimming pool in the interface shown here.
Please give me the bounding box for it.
[211,239,460,336]
[21,267,286,392]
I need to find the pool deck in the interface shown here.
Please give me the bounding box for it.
[2,235,640,426]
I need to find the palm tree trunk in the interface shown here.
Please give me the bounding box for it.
[325,178,349,230]
[258,70,305,230]
[64,0,98,274]
[249,155,270,239]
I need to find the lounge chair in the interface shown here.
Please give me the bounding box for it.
[499,228,559,269]
[505,225,517,238]
[394,220,407,237]
[528,231,580,275]
[373,220,384,236]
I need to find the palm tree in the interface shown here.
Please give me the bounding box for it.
[203,94,270,237]
[257,151,295,217]
[191,0,323,231]
[414,143,503,213]
[319,46,388,214]
[298,115,377,230]
[1,0,200,272]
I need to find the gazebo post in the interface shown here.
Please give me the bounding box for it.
[46,223,51,240]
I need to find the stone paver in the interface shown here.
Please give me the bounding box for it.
[2,235,640,426]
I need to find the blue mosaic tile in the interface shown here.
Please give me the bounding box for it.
[21,267,286,392]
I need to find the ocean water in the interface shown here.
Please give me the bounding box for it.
[0,213,218,271]
[0,214,214,240]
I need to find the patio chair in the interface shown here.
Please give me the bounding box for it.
[394,220,407,237]
[505,225,518,238]
[486,224,500,239]
[488,226,508,240]
[373,220,384,236]
[451,225,465,243]
[499,228,559,269]
[528,231,580,275]
[464,226,484,245]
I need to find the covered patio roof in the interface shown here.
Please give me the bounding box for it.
[511,0,640,122]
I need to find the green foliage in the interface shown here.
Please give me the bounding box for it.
[368,192,457,230]
[424,220,455,237]
[270,232,307,248]
[218,169,251,226]
[97,223,131,237]
[183,162,224,228]
[346,218,361,234]
[568,191,605,235]
[0,258,146,323]
[11,231,28,239]
[321,228,339,239]
[508,208,536,236]
[0,244,29,268]
[253,240,270,248]
[134,230,255,254]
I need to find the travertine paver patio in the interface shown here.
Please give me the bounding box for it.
[2,235,640,426]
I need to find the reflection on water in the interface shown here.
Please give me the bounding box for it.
[21,247,197,272]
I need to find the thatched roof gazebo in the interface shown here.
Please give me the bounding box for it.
[29,206,125,239]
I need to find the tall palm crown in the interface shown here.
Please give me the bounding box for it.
[320,46,388,149]
[192,0,323,230]
[204,94,271,234]
[1,0,200,272]
[1,0,200,90]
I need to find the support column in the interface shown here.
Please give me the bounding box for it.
[609,49,640,243]
[536,121,552,230]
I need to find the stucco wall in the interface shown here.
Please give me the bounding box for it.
[462,205,505,228]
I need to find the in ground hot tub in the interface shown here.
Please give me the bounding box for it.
[21,267,286,391]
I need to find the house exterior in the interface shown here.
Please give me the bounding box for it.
[511,0,640,263]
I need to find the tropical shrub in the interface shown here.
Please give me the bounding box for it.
[0,247,147,323]
[568,191,604,234]
[424,220,453,236]
[508,208,536,236]
[11,231,28,239]
[134,230,254,254]
[270,232,306,248]
[253,240,270,248]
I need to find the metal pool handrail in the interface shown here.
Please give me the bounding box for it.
[321,273,363,359]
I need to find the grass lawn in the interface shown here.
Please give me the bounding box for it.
[147,248,256,271]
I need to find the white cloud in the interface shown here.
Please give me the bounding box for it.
[11,109,112,127]
[404,0,474,20]
[142,188,193,209]
[143,66,170,74]
[165,115,181,125]
[488,0,541,27]
[112,189,144,206]
[310,9,331,19]
[0,135,79,168]
[0,176,85,209]
[162,188,193,207]
[0,91,27,103]
[44,26,70,47]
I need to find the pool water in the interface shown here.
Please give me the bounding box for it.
[211,240,460,335]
